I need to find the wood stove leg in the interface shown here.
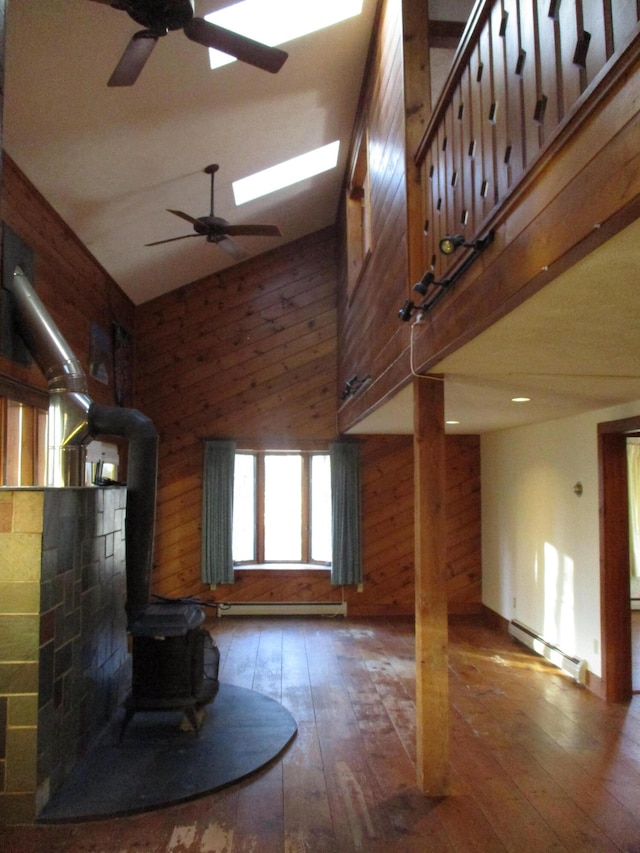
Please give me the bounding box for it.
[180,706,201,734]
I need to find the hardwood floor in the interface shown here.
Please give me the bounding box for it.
[3,616,640,852]
[633,610,640,693]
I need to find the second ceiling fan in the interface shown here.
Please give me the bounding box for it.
[147,164,282,260]
[90,0,288,85]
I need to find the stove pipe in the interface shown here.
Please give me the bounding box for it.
[8,266,159,628]
[9,267,92,486]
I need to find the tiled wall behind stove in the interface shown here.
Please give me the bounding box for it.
[0,486,130,823]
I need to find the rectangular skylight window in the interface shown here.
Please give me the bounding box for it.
[233,141,340,205]
[205,0,364,69]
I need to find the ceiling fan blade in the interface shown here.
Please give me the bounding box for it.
[184,18,288,74]
[145,233,204,247]
[167,208,203,227]
[108,31,158,86]
[223,224,282,237]
[216,237,250,260]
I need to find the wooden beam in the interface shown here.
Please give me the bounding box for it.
[413,375,449,794]
[402,0,431,288]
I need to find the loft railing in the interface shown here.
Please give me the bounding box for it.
[415,0,640,298]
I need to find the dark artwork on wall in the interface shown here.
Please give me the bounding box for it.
[90,322,111,385]
[0,225,34,366]
[113,322,133,406]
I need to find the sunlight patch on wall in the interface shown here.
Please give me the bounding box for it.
[543,541,576,654]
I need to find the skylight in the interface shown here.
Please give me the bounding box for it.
[205,0,364,69]
[233,141,340,205]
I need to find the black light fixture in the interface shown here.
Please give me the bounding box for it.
[340,374,370,400]
[439,234,466,255]
[412,271,435,296]
[398,229,495,322]
[439,230,495,255]
[399,277,451,321]
[398,299,418,322]
[399,271,451,321]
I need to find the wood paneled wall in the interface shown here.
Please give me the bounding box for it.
[337,0,413,434]
[357,433,482,617]
[135,220,481,615]
[134,227,425,615]
[445,434,481,609]
[0,154,136,407]
[135,227,341,601]
[0,128,482,619]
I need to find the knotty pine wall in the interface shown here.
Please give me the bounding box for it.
[135,224,481,616]
[0,154,136,409]
[0,146,481,618]
[336,0,415,433]
[134,227,343,606]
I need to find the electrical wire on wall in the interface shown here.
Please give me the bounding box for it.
[409,318,444,382]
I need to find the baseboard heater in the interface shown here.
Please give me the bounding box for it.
[508,620,588,685]
[217,602,347,618]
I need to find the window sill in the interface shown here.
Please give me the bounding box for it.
[234,563,331,571]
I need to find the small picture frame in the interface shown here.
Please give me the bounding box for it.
[89,322,111,385]
[113,322,133,406]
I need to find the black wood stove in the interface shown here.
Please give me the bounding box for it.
[121,599,219,739]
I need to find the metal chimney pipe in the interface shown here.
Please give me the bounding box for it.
[8,266,160,629]
[8,266,92,485]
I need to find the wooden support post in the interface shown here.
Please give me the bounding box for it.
[413,375,449,795]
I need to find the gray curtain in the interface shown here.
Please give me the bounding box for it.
[330,440,362,585]
[202,439,236,584]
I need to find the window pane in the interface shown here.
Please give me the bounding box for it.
[233,454,256,562]
[5,401,22,486]
[264,454,302,561]
[311,454,332,562]
[36,409,48,486]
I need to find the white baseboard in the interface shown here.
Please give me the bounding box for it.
[217,601,347,617]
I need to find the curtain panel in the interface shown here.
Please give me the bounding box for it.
[330,440,362,585]
[201,439,236,584]
[628,439,640,579]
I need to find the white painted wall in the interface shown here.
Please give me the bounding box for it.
[482,399,640,679]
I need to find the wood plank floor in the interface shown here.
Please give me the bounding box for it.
[3,616,640,852]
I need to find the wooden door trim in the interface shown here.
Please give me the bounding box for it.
[598,416,640,701]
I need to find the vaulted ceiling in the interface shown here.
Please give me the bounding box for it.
[3,0,379,305]
[5,1,640,436]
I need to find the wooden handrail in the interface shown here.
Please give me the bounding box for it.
[413,0,640,289]
[416,0,491,167]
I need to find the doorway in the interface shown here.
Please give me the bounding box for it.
[627,437,640,693]
[598,416,640,702]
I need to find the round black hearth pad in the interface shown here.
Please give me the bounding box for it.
[37,683,297,823]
